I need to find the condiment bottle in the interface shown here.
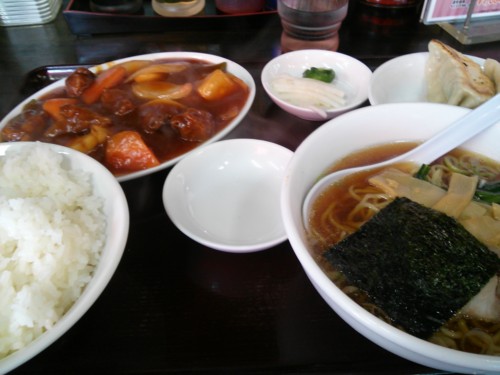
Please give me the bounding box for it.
[152,0,205,17]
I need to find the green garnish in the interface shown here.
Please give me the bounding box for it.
[414,164,431,180]
[415,163,500,205]
[475,181,500,204]
[303,67,335,83]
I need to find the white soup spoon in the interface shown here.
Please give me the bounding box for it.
[302,94,500,230]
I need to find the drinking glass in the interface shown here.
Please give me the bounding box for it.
[277,0,349,52]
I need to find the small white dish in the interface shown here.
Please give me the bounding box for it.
[261,49,372,121]
[163,138,293,252]
[369,52,485,105]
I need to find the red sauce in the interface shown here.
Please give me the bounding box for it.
[2,58,250,177]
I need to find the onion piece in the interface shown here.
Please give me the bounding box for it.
[126,63,187,83]
[270,74,347,114]
[142,98,187,110]
[132,81,192,100]
[114,60,152,76]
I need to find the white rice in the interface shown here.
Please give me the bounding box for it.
[0,143,106,358]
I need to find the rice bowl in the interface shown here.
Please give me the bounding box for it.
[0,142,129,373]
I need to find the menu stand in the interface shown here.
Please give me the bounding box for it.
[437,0,500,45]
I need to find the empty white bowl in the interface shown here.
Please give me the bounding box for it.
[0,141,129,373]
[369,52,485,105]
[163,138,293,252]
[281,102,500,374]
[261,49,372,121]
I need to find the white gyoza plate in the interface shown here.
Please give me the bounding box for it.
[368,52,485,106]
[0,52,256,182]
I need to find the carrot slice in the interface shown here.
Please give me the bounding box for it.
[105,130,160,171]
[42,98,78,121]
[81,66,127,104]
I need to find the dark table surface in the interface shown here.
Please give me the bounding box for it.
[1,1,500,374]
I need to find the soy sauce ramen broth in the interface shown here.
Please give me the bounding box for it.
[306,142,500,354]
[307,141,417,255]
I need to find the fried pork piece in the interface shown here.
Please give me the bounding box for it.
[1,113,47,142]
[44,104,112,137]
[137,100,184,134]
[100,88,136,116]
[65,67,95,98]
[324,197,500,339]
[0,101,48,141]
[170,108,215,142]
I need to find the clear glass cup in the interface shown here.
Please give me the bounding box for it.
[277,0,349,52]
[0,0,62,26]
[152,0,205,17]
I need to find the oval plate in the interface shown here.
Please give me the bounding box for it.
[0,52,256,182]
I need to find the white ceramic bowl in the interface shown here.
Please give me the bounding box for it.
[281,103,500,374]
[0,52,256,182]
[163,138,293,253]
[0,141,129,374]
[369,52,485,105]
[261,49,372,121]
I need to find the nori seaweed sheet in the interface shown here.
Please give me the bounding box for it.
[324,197,500,339]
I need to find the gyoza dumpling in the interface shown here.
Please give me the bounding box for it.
[426,39,495,108]
[484,58,500,94]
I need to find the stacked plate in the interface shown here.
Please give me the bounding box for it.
[0,0,62,27]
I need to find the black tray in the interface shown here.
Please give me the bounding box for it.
[63,0,278,35]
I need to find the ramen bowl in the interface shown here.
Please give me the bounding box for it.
[281,103,500,374]
[261,49,372,121]
[0,141,129,373]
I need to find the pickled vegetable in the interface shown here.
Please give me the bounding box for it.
[303,67,335,83]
